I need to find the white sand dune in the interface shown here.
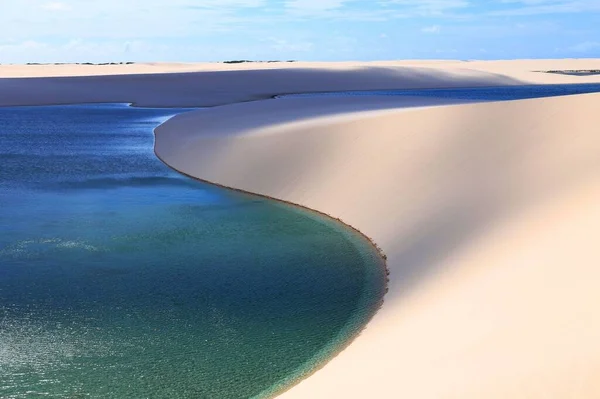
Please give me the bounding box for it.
[3,60,600,398]
[0,63,519,107]
[156,92,600,399]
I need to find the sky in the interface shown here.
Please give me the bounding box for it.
[0,0,599,63]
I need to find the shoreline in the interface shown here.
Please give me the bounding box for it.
[0,102,390,398]
[153,143,390,399]
[154,91,600,398]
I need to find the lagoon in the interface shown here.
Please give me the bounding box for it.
[0,104,386,399]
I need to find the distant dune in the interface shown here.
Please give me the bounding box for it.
[2,60,600,398]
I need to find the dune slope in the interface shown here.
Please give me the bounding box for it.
[0,64,523,107]
[156,92,600,398]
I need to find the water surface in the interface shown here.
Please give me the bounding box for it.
[0,104,386,398]
[279,82,600,101]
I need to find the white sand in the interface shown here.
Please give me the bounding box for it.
[3,60,600,398]
[2,59,600,80]
[0,62,518,107]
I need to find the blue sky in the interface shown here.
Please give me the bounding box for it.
[1,0,599,63]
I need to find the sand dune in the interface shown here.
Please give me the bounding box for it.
[155,91,600,398]
[1,58,599,108]
[152,63,600,398]
[3,60,600,397]
[2,58,600,80]
[0,65,519,108]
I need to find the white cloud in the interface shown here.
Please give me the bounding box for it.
[282,0,468,19]
[1,0,599,63]
[435,48,458,54]
[285,0,349,11]
[0,0,272,40]
[490,0,600,15]
[266,37,314,52]
[0,39,140,63]
[41,2,71,11]
[0,36,325,64]
[422,25,441,33]
[569,41,600,53]
[0,40,47,52]
[384,0,469,15]
[184,0,267,9]
[199,0,266,6]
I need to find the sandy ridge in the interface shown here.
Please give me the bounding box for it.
[155,92,600,399]
[152,62,600,398]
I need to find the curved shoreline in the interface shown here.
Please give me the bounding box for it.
[0,101,391,397]
[153,143,390,399]
[0,102,388,398]
[154,90,600,399]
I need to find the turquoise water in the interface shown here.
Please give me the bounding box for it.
[0,104,386,398]
[278,82,600,101]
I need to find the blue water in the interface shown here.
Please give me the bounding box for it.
[0,104,386,398]
[278,82,600,101]
[544,71,600,76]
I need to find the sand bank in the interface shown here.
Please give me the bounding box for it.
[156,92,600,399]
[3,60,600,398]
[0,65,517,108]
[1,59,600,80]
[2,59,599,108]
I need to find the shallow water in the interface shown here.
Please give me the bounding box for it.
[0,104,386,398]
